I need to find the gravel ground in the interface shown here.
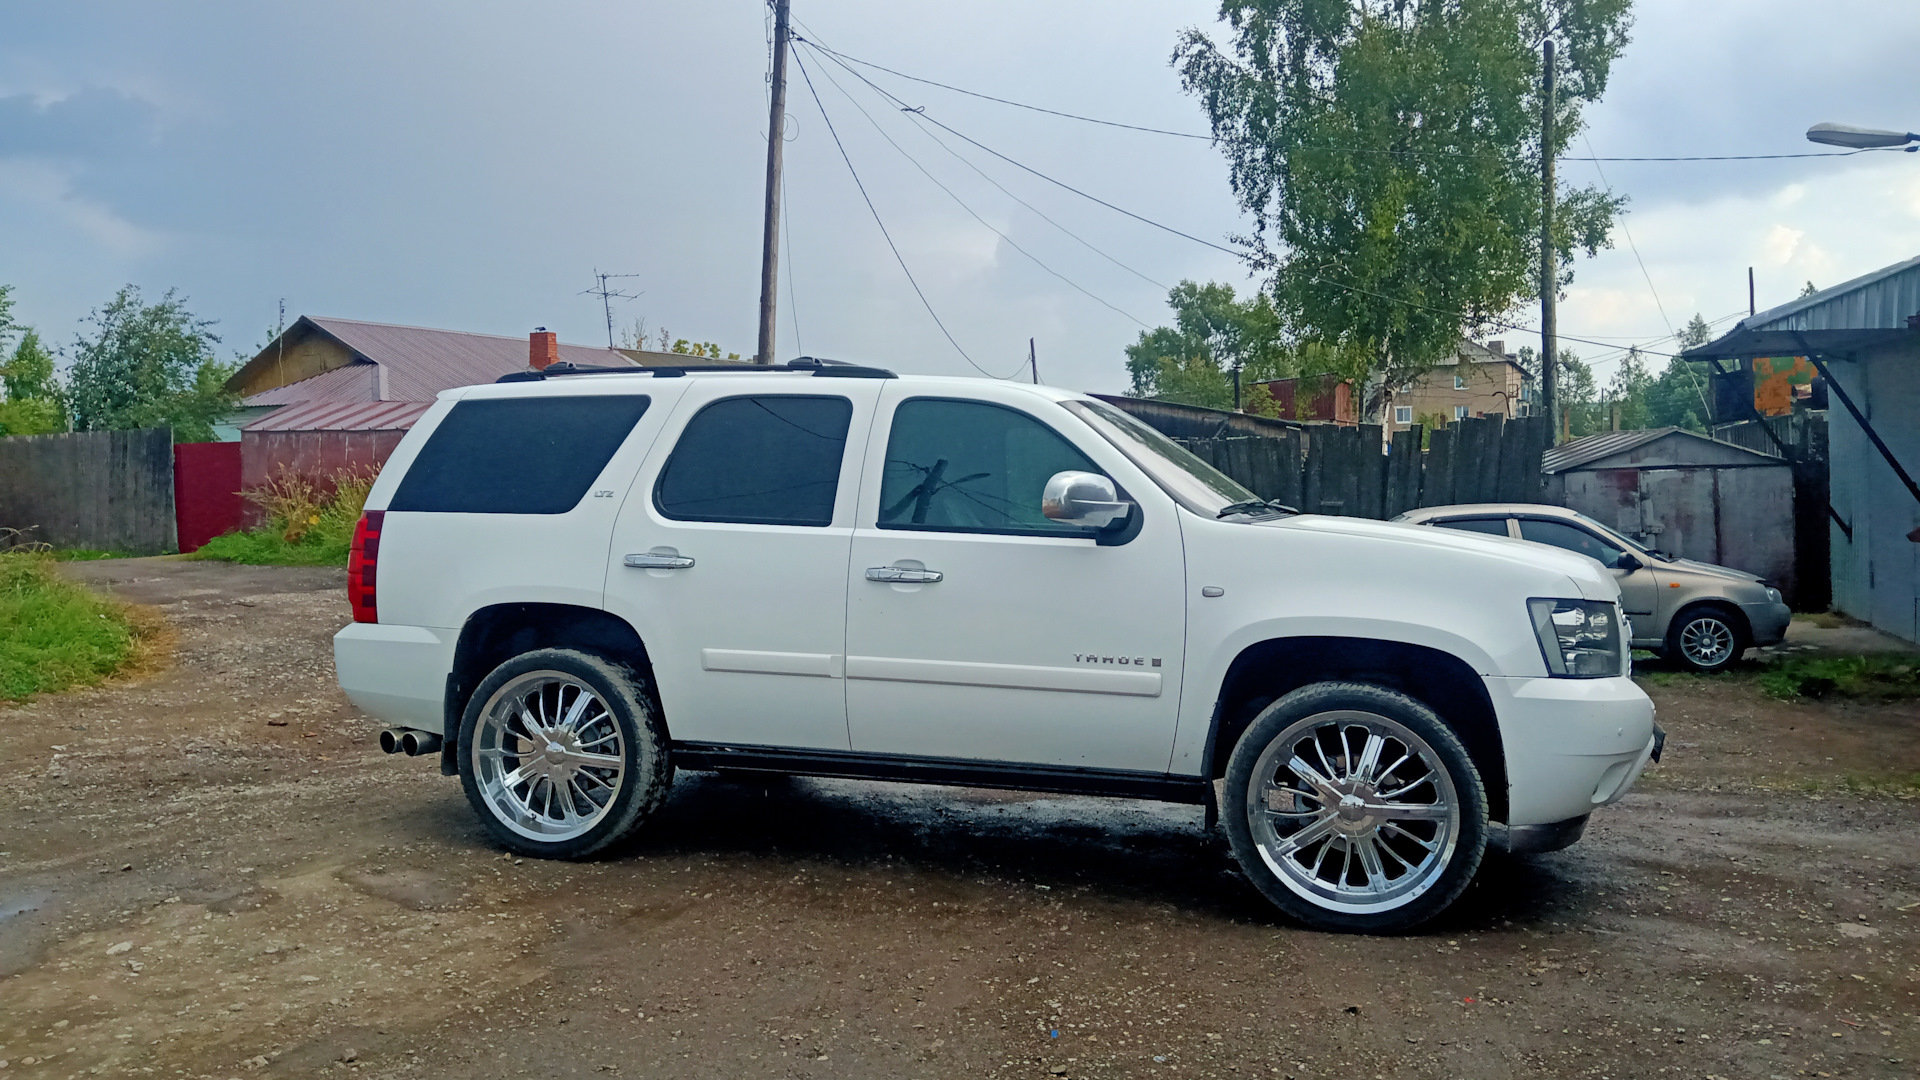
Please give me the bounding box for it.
[0,558,1914,1079]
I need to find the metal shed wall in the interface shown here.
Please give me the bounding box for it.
[1825,340,1920,640]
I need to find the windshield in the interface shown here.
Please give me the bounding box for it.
[1573,512,1668,561]
[1061,399,1259,516]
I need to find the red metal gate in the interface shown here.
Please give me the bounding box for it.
[173,441,243,552]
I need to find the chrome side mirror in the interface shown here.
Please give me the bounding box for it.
[1041,470,1132,528]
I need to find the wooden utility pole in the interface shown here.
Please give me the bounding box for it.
[1538,38,1558,438]
[755,0,792,366]
[1028,338,1039,384]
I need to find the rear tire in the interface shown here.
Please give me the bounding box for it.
[1222,681,1488,934]
[457,648,672,859]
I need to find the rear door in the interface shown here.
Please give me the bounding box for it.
[602,379,882,751]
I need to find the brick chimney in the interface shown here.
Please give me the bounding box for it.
[1487,339,1505,359]
[529,327,559,370]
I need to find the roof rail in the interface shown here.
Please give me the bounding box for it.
[496,357,896,384]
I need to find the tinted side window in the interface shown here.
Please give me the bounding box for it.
[389,395,650,514]
[655,395,853,526]
[1518,518,1625,566]
[878,399,1098,535]
[1433,517,1510,537]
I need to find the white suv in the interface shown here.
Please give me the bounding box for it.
[335,358,1660,933]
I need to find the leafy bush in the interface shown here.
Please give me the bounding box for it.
[1759,655,1920,700]
[0,547,153,700]
[196,466,375,566]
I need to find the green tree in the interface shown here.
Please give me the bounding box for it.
[1124,280,1290,408]
[1174,0,1631,417]
[0,330,68,436]
[66,286,237,443]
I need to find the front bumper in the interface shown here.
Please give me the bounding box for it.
[1482,674,1658,827]
[1741,600,1793,646]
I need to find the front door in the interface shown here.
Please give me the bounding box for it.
[842,389,1187,773]
[603,381,881,751]
[1516,515,1660,643]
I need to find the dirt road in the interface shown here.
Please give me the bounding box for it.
[1,559,1915,1079]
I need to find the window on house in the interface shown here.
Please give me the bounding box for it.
[1453,405,1470,420]
[1394,406,1413,424]
[654,395,854,526]
[1453,374,1468,390]
[1516,403,1531,417]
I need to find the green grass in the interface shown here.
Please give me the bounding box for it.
[0,550,151,701]
[52,548,131,561]
[193,526,353,567]
[1758,654,1920,700]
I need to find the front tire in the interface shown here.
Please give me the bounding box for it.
[1668,607,1745,673]
[1223,682,1488,933]
[457,648,672,859]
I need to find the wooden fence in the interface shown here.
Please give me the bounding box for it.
[0,429,177,554]
[1179,414,1555,519]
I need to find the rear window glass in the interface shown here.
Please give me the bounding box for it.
[654,395,853,527]
[388,395,651,514]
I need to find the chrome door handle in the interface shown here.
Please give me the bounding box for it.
[625,552,694,569]
[865,566,942,584]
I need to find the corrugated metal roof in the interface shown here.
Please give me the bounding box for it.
[242,361,381,407]
[235,316,642,414]
[1542,428,1675,472]
[242,399,433,433]
[1744,253,1920,332]
[1543,426,1782,473]
[308,317,635,401]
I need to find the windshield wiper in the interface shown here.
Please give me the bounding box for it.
[1216,499,1299,519]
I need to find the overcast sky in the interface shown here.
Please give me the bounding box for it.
[3,1,1918,394]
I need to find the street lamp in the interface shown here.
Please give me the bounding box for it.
[1806,122,1919,150]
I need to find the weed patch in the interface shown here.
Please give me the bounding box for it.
[1758,654,1920,700]
[0,550,162,701]
[195,466,374,567]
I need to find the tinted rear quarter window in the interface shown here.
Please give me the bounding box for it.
[654,395,854,527]
[389,395,651,514]
[1432,517,1510,537]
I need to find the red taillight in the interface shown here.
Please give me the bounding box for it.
[348,510,384,623]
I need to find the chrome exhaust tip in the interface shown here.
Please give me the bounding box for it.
[379,728,406,754]
[399,730,443,757]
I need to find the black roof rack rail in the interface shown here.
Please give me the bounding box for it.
[496,356,896,384]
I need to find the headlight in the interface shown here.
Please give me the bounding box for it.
[1764,586,1782,604]
[1528,598,1624,678]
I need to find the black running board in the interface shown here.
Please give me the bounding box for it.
[670,742,1209,805]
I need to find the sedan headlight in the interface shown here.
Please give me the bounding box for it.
[1764,586,1783,604]
[1528,598,1625,678]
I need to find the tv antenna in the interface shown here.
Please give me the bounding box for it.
[581,269,645,348]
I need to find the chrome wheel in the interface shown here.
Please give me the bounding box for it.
[470,671,626,842]
[1678,615,1736,669]
[1245,710,1461,915]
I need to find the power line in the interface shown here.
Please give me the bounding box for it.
[800,39,1213,141]
[799,39,1242,256]
[793,26,1764,367]
[808,52,1156,329]
[798,40,1920,163]
[787,20,1169,290]
[791,49,1023,380]
[782,168,803,355]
